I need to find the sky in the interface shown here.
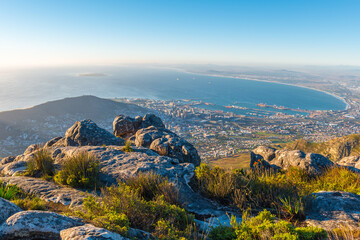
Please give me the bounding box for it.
[0,0,360,68]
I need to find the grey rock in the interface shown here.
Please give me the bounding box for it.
[54,119,124,147]
[0,156,16,165]
[113,114,165,139]
[0,210,83,240]
[135,126,201,166]
[306,191,360,230]
[251,146,334,175]
[127,228,155,240]
[338,155,360,169]
[24,144,42,155]
[0,197,22,224]
[252,146,276,161]
[141,113,165,129]
[113,115,141,138]
[250,152,273,170]
[0,176,86,207]
[60,224,129,240]
[45,136,63,148]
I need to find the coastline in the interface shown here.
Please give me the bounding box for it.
[174,68,350,111]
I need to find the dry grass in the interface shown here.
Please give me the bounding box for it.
[209,152,250,170]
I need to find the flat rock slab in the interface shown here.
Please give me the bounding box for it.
[60,224,129,240]
[0,176,87,207]
[306,191,360,230]
[0,197,22,224]
[0,210,84,240]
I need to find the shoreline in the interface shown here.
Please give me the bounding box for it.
[174,68,350,111]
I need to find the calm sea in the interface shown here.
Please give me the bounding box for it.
[0,66,347,115]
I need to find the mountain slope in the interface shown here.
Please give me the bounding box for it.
[0,95,153,157]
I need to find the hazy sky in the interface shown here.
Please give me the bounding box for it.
[0,0,359,67]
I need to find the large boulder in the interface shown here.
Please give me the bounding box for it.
[135,126,201,166]
[52,119,124,147]
[113,114,165,138]
[338,156,360,169]
[305,191,360,230]
[113,115,142,138]
[252,146,276,161]
[251,146,334,175]
[0,211,83,240]
[60,224,129,240]
[0,197,22,224]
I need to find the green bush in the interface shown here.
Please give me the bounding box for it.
[231,209,327,240]
[0,183,19,200]
[54,152,100,189]
[26,149,55,178]
[126,172,179,205]
[76,181,193,237]
[122,140,134,152]
[209,225,236,240]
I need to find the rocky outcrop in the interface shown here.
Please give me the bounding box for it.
[0,210,83,240]
[0,198,22,224]
[60,224,129,240]
[305,191,360,230]
[113,114,165,138]
[252,146,276,162]
[251,147,334,175]
[338,156,360,169]
[52,119,124,147]
[0,176,86,207]
[135,126,201,166]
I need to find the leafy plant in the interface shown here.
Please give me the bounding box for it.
[122,140,134,152]
[0,184,19,200]
[26,149,55,178]
[126,172,179,205]
[231,209,327,240]
[209,225,236,240]
[54,151,100,189]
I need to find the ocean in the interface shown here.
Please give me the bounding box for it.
[0,66,347,116]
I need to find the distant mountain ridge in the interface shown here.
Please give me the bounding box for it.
[283,135,360,162]
[0,95,152,158]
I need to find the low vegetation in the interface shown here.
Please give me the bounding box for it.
[25,149,55,179]
[122,140,134,152]
[194,163,360,223]
[54,151,100,189]
[75,173,194,239]
[229,209,327,240]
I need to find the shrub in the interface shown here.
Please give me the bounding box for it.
[231,209,327,240]
[0,183,19,200]
[126,172,179,205]
[54,152,100,189]
[195,163,236,203]
[122,140,134,152]
[26,149,55,178]
[209,225,236,240]
[194,164,299,210]
[76,182,194,237]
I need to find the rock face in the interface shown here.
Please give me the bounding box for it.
[0,210,83,240]
[52,119,124,147]
[0,198,22,224]
[60,224,128,240]
[305,191,360,230]
[338,156,360,169]
[0,176,86,207]
[251,146,334,175]
[135,126,201,166]
[113,114,165,138]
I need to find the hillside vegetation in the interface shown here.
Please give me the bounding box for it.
[282,134,360,162]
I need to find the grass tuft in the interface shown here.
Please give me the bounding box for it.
[54,151,100,189]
